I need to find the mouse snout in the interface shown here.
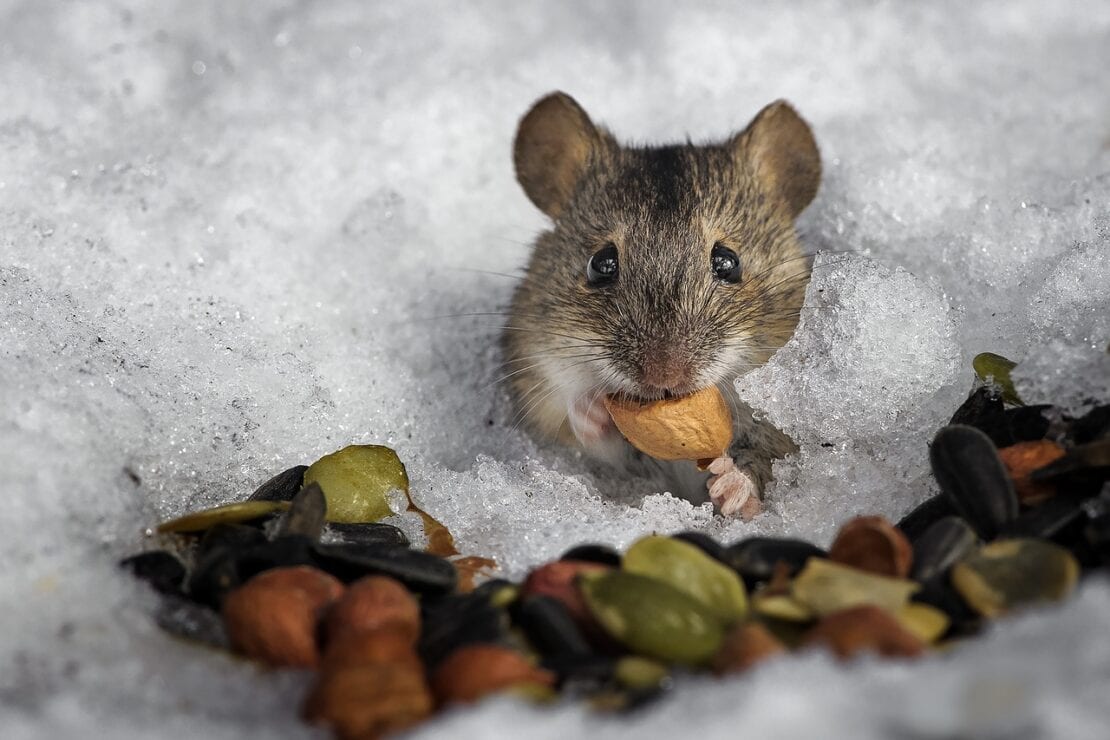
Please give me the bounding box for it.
[637,345,695,395]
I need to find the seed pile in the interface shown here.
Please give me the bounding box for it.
[122,360,1109,740]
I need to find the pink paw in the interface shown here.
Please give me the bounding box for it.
[568,393,615,446]
[707,456,762,520]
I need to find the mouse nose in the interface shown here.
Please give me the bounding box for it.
[639,352,691,394]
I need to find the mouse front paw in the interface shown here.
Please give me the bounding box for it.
[706,456,762,520]
[567,393,617,446]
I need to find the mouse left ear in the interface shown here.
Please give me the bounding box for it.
[514,92,605,219]
[732,101,821,218]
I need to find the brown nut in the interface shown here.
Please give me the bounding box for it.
[603,386,733,461]
[828,515,914,578]
[431,644,555,706]
[711,622,786,675]
[320,624,424,674]
[222,566,344,668]
[323,575,421,646]
[801,605,925,660]
[998,440,1066,505]
[303,662,432,740]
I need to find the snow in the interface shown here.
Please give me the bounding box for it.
[1,1,1108,738]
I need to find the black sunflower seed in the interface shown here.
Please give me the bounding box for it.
[547,654,617,690]
[1070,404,1110,445]
[274,482,327,541]
[1002,491,1090,541]
[949,386,1004,427]
[560,544,622,567]
[723,537,826,586]
[419,591,511,668]
[671,531,727,562]
[949,387,1058,447]
[911,577,981,638]
[312,542,457,594]
[154,594,230,650]
[897,494,958,542]
[248,465,308,502]
[514,595,593,660]
[235,535,318,582]
[197,523,268,557]
[911,517,978,583]
[324,522,410,548]
[186,546,242,608]
[119,551,186,596]
[929,425,1018,540]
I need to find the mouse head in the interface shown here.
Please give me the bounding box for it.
[509,92,820,402]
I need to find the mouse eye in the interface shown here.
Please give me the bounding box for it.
[586,243,619,286]
[711,243,741,283]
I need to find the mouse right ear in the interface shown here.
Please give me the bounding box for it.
[732,101,821,219]
[514,92,603,219]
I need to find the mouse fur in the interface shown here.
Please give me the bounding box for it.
[503,91,820,514]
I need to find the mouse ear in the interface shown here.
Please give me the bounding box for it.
[732,101,821,218]
[514,92,603,218]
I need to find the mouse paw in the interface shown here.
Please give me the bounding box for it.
[568,393,616,447]
[707,456,762,520]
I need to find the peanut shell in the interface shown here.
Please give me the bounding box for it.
[604,386,733,461]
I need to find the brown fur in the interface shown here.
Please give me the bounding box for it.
[504,92,820,499]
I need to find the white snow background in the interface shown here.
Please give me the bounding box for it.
[2,1,1109,738]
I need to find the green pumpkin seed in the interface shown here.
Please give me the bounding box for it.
[302,444,409,523]
[623,536,747,623]
[897,603,950,643]
[614,656,669,690]
[579,571,724,666]
[752,593,814,622]
[973,352,1022,405]
[951,538,1078,618]
[791,558,919,616]
[156,501,290,534]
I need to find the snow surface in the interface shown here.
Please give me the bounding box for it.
[2,1,1109,738]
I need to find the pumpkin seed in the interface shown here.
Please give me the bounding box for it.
[951,539,1079,618]
[623,536,747,623]
[303,444,409,523]
[752,593,814,622]
[156,500,290,534]
[613,656,669,691]
[579,571,724,666]
[792,558,919,616]
[973,352,1022,405]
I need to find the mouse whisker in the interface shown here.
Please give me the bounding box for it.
[452,267,527,281]
[498,325,606,345]
[485,352,604,392]
[510,374,582,436]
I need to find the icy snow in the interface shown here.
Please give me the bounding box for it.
[1,1,1109,738]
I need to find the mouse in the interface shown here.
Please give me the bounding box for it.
[502,91,821,519]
